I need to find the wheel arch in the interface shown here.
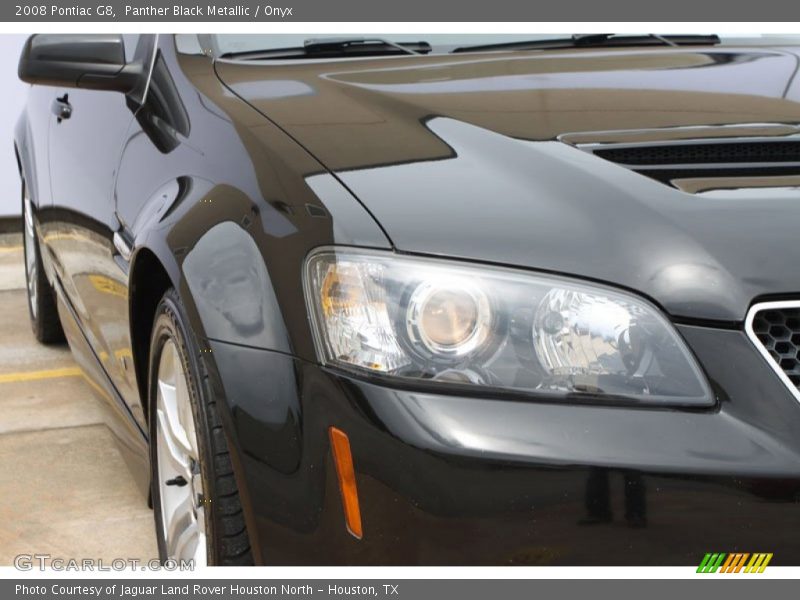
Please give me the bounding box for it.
[128,246,174,425]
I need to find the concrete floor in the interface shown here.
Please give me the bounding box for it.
[0,232,157,565]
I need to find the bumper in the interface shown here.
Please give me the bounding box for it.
[209,323,800,565]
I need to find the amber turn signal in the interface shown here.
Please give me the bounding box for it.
[328,426,363,539]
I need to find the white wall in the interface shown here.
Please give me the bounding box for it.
[0,35,30,217]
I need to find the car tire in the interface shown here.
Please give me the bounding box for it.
[148,287,253,566]
[21,181,65,344]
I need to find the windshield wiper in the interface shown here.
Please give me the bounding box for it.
[452,34,721,54]
[220,38,432,60]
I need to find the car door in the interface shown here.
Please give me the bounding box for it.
[47,34,156,429]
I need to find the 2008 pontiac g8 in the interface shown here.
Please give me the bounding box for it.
[14,33,800,565]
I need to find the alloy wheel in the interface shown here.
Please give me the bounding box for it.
[154,338,207,566]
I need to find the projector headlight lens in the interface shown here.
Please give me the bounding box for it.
[304,249,713,406]
[406,280,492,359]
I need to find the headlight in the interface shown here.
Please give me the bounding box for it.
[304,249,713,406]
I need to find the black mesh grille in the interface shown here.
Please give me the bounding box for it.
[638,166,800,185]
[594,141,800,166]
[751,307,800,389]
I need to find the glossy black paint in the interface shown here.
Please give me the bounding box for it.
[216,47,800,324]
[208,323,800,565]
[14,34,800,565]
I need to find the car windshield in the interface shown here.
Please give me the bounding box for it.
[208,33,800,58]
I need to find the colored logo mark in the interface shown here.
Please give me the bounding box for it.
[697,553,773,573]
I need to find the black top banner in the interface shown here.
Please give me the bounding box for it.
[3,0,800,22]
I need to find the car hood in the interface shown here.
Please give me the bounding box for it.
[216,46,800,322]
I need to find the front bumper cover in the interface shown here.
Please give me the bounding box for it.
[208,323,800,565]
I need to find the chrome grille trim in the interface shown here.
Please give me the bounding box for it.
[745,300,800,404]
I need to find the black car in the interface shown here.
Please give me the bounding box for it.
[14,33,800,566]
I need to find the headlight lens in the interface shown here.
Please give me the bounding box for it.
[406,279,492,358]
[304,249,713,406]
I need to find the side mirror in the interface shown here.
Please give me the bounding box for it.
[18,34,142,93]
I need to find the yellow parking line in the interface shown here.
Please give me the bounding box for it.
[0,366,83,384]
[0,245,23,253]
